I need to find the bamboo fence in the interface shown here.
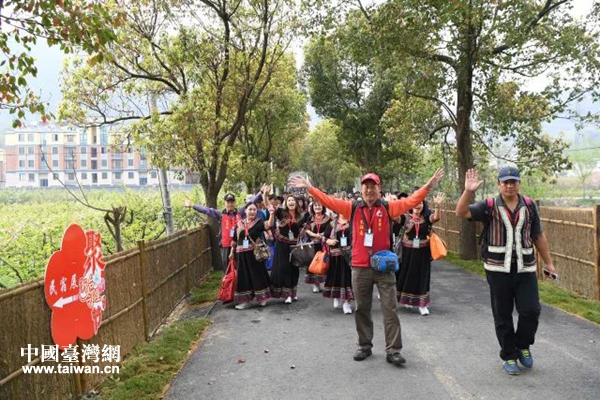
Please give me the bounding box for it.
[0,225,212,399]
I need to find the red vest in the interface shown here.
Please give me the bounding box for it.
[351,202,391,267]
[220,211,240,248]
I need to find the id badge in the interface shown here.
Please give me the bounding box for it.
[243,239,249,249]
[364,231,374,247]
[288,231,295,240]
[230,228,236,238]
[413,238,420,248]
[340,236,348,247]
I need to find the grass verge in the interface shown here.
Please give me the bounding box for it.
[190,270,223,303]
[445,251,600,325]
[98,318,211,400]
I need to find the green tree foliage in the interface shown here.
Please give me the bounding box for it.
[302,12,422,182]
[295,119,361,191]
[0,0,123,126]
[226,54,308,193]
[59,0,301,208]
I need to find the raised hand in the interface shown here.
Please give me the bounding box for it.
[465,169,484,192]
[425,167,444,190]
[184,199,194,208]
[433,192,445,205]
[288,175,312,189]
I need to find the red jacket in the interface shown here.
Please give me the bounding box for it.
[308,187,429,267]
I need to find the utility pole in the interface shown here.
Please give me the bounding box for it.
[150,95,174,235]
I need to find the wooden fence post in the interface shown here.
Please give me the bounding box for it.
[184,230,191,292]
[595,205,600,301]
[137,241,150,340]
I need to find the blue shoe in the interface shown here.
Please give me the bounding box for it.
[517,348,533,369]
[503,360,520,375]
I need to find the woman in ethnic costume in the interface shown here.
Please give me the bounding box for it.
[233,202,276,310]
[322,213,354,314]
[303,200,331,293]
[396,193,444,316]
[267,194,304,304]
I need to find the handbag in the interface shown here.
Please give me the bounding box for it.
[308,251,329,275]
[289,230,316,267]
[369,250,399,272]
[250,235,271,262]
[218,258,237,302]
[429,231,447,260]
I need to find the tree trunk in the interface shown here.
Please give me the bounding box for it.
[456,19,479,260]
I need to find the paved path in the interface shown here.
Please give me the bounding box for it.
[165,261,600,400]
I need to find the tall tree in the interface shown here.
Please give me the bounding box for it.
[0,0,123,125]
[366,0,600,258]
[303,12,423,182]
[59,0,299,208]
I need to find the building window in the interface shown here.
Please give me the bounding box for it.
[114,172,122,180]
[128,172,134,179]
[101,147,106,154]
[52,147,58,155]
[91,148,97,157]
[19,173,26,181]
[100,127,108,145]
[128,158,134,167]
[28,173,35,182]
[66,135,75,143]
[40,179,48,187]
[28,160,34,168]
[81,172,87,180]
[18,134,24,142]
[80,131,87,145]
[81,159,87,168]
[67,173,75,181]
[65,147,76,159]
[101,159,108,168]
[66,160,75,170]
[92,173,98,183]
[27,134,34,142]
[53,134,59,141]
[28,147,34,155]
[150,171,157,179]
[53,173,59,180]
[52,159,59,168]
[80,146,87,156]
[101,172,108,179]
[114,160,122,169]
[18,147,25,155]
[19,160,25,168]
[91,160,97,169]
[139,177,147,186]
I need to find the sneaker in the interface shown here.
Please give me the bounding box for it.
[419,307,429,316]
[235,302,251,310]
[333,298,340,309]
[517,348,533,369]
[293,296,298,301]
[284,296,292,304]
[386,352,406,366]
[313,284,321,293]
[403,304,413,309]
[353,348,372,361]
[343,302,352,314]
[258,300,267,307]
[503,360,520,375]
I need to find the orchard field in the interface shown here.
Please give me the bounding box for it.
[0,187,218,289]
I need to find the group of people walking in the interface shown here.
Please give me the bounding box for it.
[185,165,558,377]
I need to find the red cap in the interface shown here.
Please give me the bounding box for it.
[360,173,381,185]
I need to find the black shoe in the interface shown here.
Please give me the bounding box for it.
[386,352,406,366]
[353,348,372,361]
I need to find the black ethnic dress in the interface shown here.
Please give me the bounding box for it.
[322,221,353,301]
[234,218,272,304]
[396,214,433,307]
[304,213,330,285]
[270,209,303,300]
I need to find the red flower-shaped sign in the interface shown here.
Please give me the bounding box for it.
[44,224,106,349]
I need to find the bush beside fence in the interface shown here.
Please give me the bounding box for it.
[0,225,212,399]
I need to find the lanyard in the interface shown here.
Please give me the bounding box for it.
[411,216,421,238]
[360,207,377,233]
[314,215,324,234]
[244,219,251,238]
[288,215,296,232]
